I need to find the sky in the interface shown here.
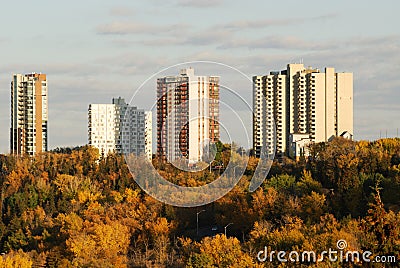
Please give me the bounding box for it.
[0,0,399,153]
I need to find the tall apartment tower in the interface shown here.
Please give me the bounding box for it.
[88,98,147,158]
[253,72,287,157]
[10,73,48,156]
[157,68,220,163]
[253,63,353,158]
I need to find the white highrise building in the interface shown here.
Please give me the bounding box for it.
[157,68,220,163]
[88,104,116,156]
[88,98,147,158]
[253,63,353,159]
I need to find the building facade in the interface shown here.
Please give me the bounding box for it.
[253,72,287,157]
[157,68,220,163]
[253,63,353,159]
[10,73,48,156]
[88,98,148,158]
[88,103,116,156]
[145,111,153,160]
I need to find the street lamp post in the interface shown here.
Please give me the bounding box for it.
[233,166,241,178]
[197,210,206,237]
[224,223,233,237]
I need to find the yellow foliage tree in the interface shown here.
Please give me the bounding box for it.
[0,250,33,268]
[66,220,130,268]
[188,234,259,267]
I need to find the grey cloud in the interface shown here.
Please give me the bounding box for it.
[97,14,337,48]
[109,7,135,17]
[302,37,400,76]
[358,103,400,112]
[139,38,181,46]
[44,63,111,76]
[343,35,400,48]
[176,0,224,8]
[219,13,337,31]
[221,18,305,30]
[96,21,189,35]
[0,62,110,78]
[218,35,338,50]
[110,26,233,48]
[184,29,232,45]
[219,34,400,65]
[50,78,128,99]
[96,22,159,35]
[94,52,170,76]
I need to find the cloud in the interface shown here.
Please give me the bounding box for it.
[141,29,231,46]
[109,7,135,17]
[184,29,232,46]
[96,21,188,35]
[96,22,159,35]
[111,27,233,47]
[218,35,337,50]
[301,35,400,72]
[99,14,337,49]
[219,14,337,31]
[217,34,400,56]
[0,62,111,78]
[358,103,400,112]
[94,52,170,76]
[137,38,181,46]
[343,35,400,48]
[176,0,224,8]
[221,18,304,30]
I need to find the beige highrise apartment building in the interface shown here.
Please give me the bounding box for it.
[10,73,48,156]
[253,63,353,158]
[253,72,287,157]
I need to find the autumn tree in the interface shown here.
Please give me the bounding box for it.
[187,234,259,268]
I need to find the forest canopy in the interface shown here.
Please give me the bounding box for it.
[0,137,399,267]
